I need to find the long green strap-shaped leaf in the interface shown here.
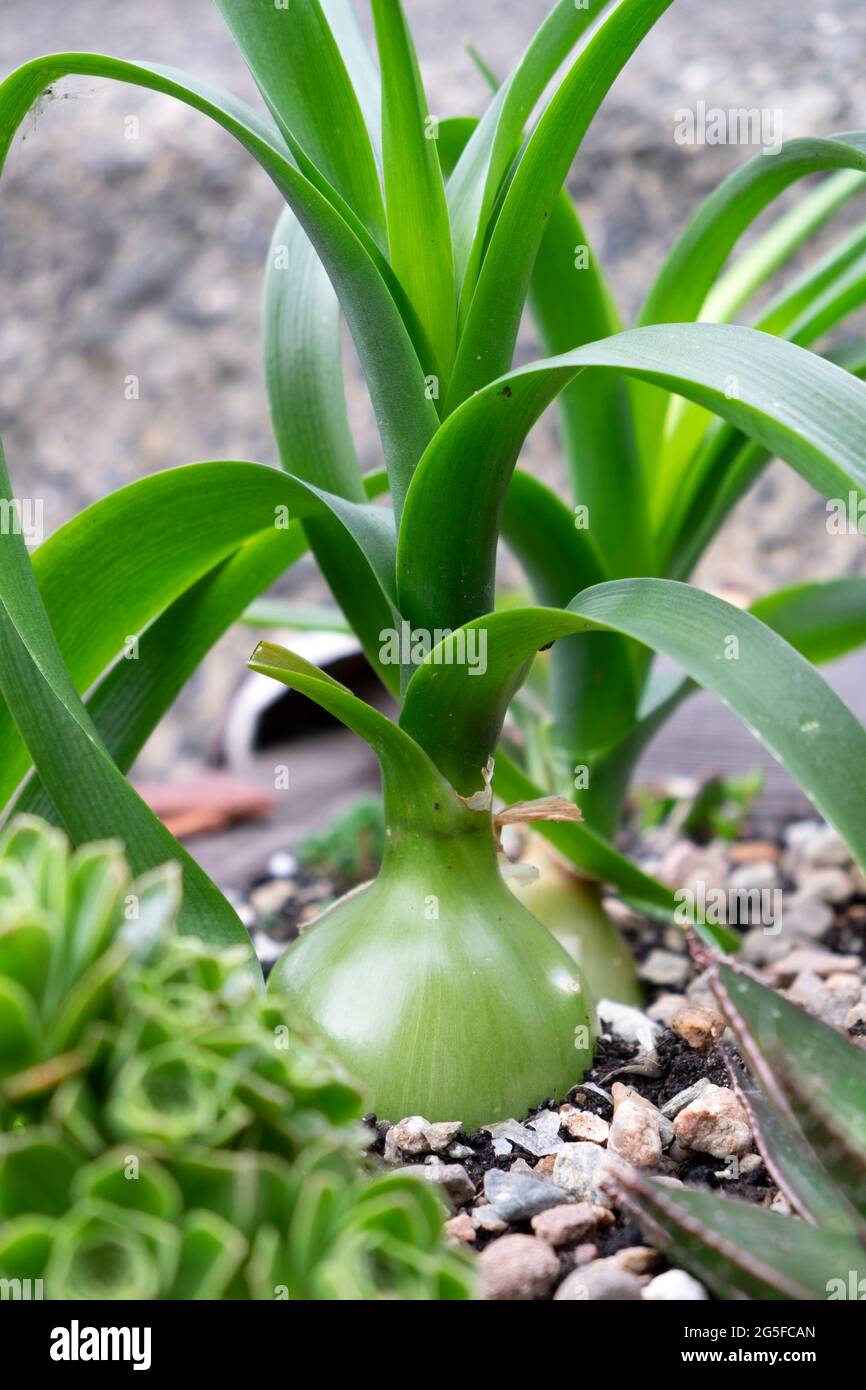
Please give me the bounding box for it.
[641,134,866,330]
[264,206,365,504]
[398,322,866,637]
[613,1167,864,1300]
[569,580,866,875]
[662,295,866,573]
[0,446,257,968]
[528,190,647,578]
[577,572,866,836]
[446,0,673,411]
[670,321,866,574]
[0,461,397,809]
[700,169,866,326]
[372,0,456,387]
[319,0,382,161]
[247,643,461,836]
[0,461,298,806]
[751,577,866,665]
[15,529,306,823]
[263,205,398,692]
[401,579,866,873]
[710,962,866,1217]
[501,472,638,768]
[661,217,866,492]
[635,133,866,464]
[214,0,386,248]
[0,53,437,514]
[724,1052,861,1233]
[447,0,609,308]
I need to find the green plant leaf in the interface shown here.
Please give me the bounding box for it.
[401,575,866,900]
[710,961,866,1216]
[247,642,461,832]
[0,449,257,963]
[751,577,866,665]
[724,1054,860,1232]
[502,471,638,772]
[641,135,866,330]
[447,0,607,305]
[0,460,392,810]
[214,0,385,247]
[15,533,303,824]
[372,0,456,386]
[701,169,866,325]
[529,190,647,577]
[635,134,866,463]
[0,1214,55,1282]
[263,204,399,688]
[569,579,866,874]
[611,1164,865,1299]
[398,323,866,639]
[0,53,436,514]
[0,1132,81,1218]
[446,0,673,410]
[171,1208,248,1300]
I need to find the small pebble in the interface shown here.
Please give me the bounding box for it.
[597,999,660,1051]
[780,893,834,940]
[795,868,853,904]
[266,849,298,878]
[574,1242,598,1265]
[786,969,861,1028]
[673,1083,752,1158]
[727,841,780,865]
[647,992,688,1026]
[643,1269,709,1301]
[727,860,781,895]
[422,1159,475,1207]
[741,928,801,966]
[795,824,850,869]
[560,1109,610,1144]
[472,1204,507,1233]
[391,1160,474,1209]
[250,878,295,916]
[444,1213,475,1244]
[554,1262,643,1301]
[767,948,861,984]
[608,1094,662,1170]
[390,1115,430,1155]
[530,1201,613,1247]
[424,1120,462,1153]
[639,948,691,989]
[552,1142,614,1205]
[480,1234,560,1301]
[483,1168,570,1223]
[606,1246,658,1275]
[845,1002,866,1031]
[738,1153,764,1175]
[670,1002,726,1055]
[660,1077,712,1119]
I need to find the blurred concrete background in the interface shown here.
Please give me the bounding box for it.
[1,0,865,781]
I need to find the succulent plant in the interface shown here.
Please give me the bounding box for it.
[0,817,474,1300]
[607,944,866,1300]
